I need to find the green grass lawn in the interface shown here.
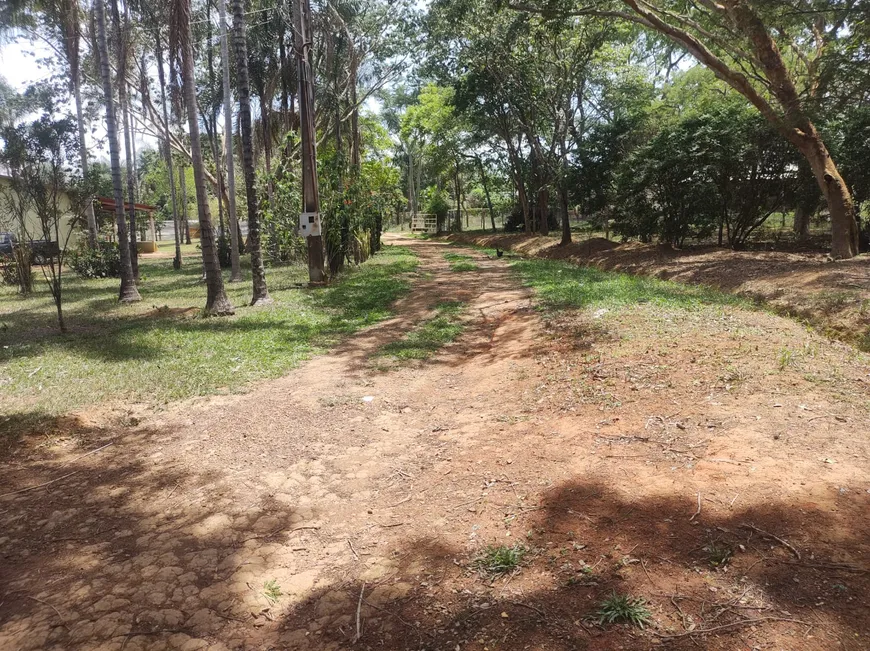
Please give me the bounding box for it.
[0,246,418,420]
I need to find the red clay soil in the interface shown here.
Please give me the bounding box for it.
[448,232,870,350]
[1,233,869,650]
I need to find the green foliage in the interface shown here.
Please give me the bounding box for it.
[778,347,797,371]
[216,233,244,269]
[596,593,651,628]
[613,102,793,248]
[424,188,450,230]
[68,242,121,279]
[0,254,20,287]
[379,300,465,361]
[473,543,528,575]
[263,138,307,264]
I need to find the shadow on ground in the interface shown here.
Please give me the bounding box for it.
[2,430,867,651]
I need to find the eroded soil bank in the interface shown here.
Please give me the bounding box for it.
[448,231,870,350]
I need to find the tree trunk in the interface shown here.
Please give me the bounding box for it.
[94,0,139,302]
[218,0,242,281]
[233,0,272,302]
[179,163,192,245]
[349,51,361,170]
[559,185,570,245]
[72,62,99,247]
[278,22,291,131]
[113,0,139,280]
[205,4,226,241]
[793,133,857,257]
[477,157,497,232]
[793,204,810,239]
[180,0,234,315]
[329,82,345,276]
[407,148,416,215]
[503,133,529,232]
[538,189,549,236]
[262,98,275,208]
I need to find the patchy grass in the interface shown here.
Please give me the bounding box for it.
[263,579,282,603]
[444,252,479,272]
[596,593,652,628]
[705,542,733,568]
[511,258,744,313]
[473,543,528,576]
[378,301,465,362]
[0,245,417,419]
[778,347,797,370]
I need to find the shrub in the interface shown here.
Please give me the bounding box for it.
[504,204,558,233]
[1,254,19,287]
[216,233,246,268]
[425,190,450,232]
[69,241,121,279]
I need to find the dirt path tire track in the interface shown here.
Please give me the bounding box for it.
[0,234,546,650]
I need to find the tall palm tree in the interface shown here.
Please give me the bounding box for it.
[151,25,183,269]
[218,0,241,282]
[94,0,139,302]
[172,0,233,315]
[111,0,138,280]
[232,0,271,305]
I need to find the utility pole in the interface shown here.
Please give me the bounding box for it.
[218,0,242,282]
[294,0,326,283]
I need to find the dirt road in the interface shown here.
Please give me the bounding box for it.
[2,233,869,650]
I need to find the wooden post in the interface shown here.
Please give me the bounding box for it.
[295,0,325,283]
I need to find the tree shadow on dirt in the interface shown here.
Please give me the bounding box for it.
[2,421,868,651]
[277,478,869,651]
[0,418,327,649]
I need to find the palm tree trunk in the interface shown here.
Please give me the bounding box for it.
[112,0,139,280]
[178,0,233,315]
[154,30,183,269]
[232,0,271,304]
[94,0,139,302]
[179,162,192,244]
[218,0,242,281]
[72,62,99,247]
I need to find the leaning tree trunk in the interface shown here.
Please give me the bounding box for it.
[218,0,242,281]
[232,0,271,305]
[793,133,858,257]
[178,0,233,315]
[94,0,139,302]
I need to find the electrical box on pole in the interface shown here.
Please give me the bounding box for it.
[294,0,326,284]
